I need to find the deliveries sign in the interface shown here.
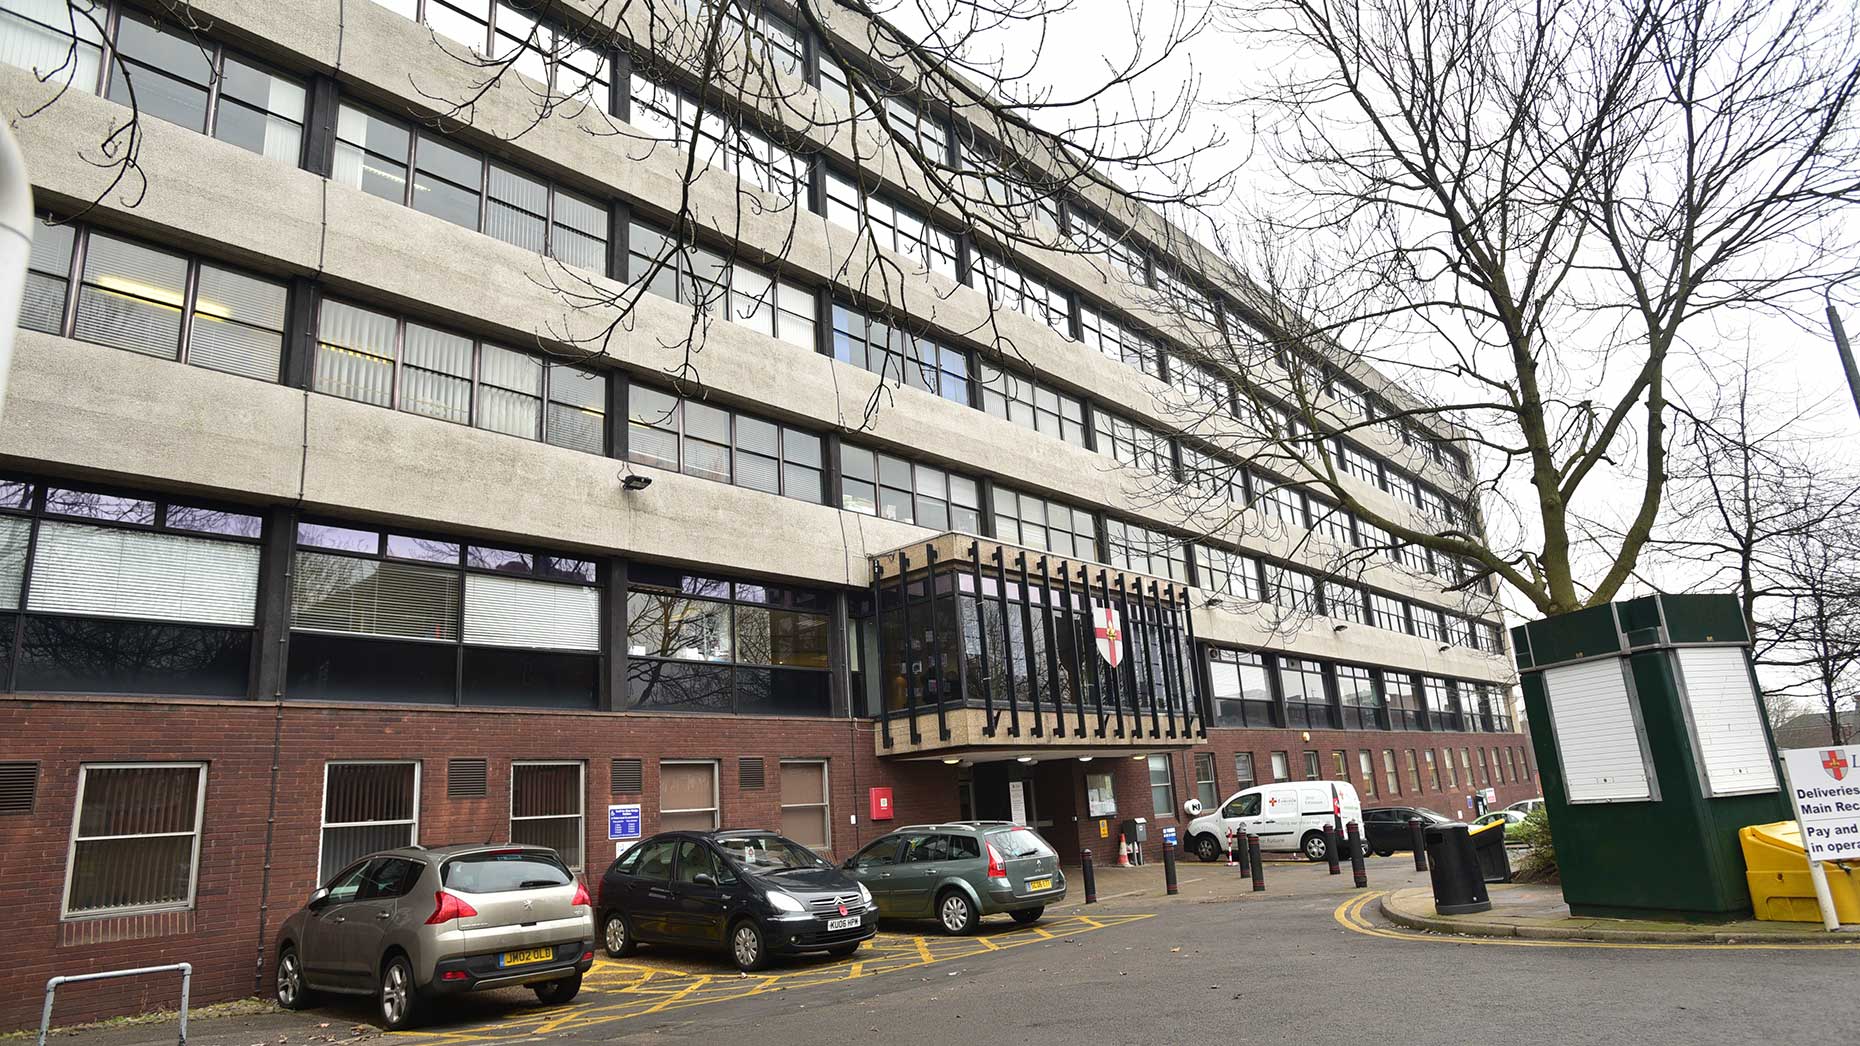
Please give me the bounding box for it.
[1782,747,1860,861]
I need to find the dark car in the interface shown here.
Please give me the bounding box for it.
[840,821,1065,934]
[597,830,876,971]
[1362,806,1453,856]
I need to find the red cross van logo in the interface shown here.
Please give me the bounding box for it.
[1822,750,1849,782]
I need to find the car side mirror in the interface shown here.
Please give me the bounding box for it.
[692,872,716,887]
[307,887,330,910]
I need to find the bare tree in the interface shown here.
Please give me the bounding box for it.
[1128,0,1860,621]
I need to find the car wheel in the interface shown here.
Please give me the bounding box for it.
[1375,848,1393,858]
[825,943,860,958]
[731,919,770,972]
[1009,907,1044,926]
[532,972,581,1006]
[602,910,636,958]
[937,890,978,936]
[275,946,312,1010]
[378,955,421,1031]
[1190,834,1223,863]
[1301,831,1328,862]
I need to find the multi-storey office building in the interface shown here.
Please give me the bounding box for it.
[0,0,1530,1025]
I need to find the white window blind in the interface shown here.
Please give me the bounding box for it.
[0,515,29,610]
[291,551,459,640]
[30,522,259,625]
[1676,647,1779,796]
[1543,657,1652,803]
[462,574,599,650]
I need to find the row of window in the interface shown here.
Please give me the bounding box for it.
[1206,647,1514,734]
[56,753,831,920]
[1194,737,1531,814]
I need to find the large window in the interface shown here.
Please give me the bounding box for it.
[1278,657,1332,729]
[335,104,609,270]
[1405,749,1422,793]
[288,521,600,708]
[626,566,831,716]
[1196,546,1261,603]
[0,480,261,697]
[968,252,1071,339]
[511,761,585,870]
[1208,648,1275,727]
[319,762,419,885]
[1264,565,1318,616]
[1193,752,1218,811]
[1335,663,1380,730]
[779,760,830,850]
[1233,753,1256,790]
[631,73,808,201]
[1370,592,1412,634]
[1080,305,1162,380]
[628,385,824,503]
[1105,519,1187,582]
[62,763,207,918]
[1383,750,1400,796]
[629,220,818,347]
[1147,754,1176,819]
[1424,749,1441,790]
[1069,207,1147,285]
[316,299,606,453]
[375,0,612,103]
[824,170,958,279]
[1324,581,1366,624]
[976,362,1089,446]
[660,760,719,831]
[831,304,969,403]
[960,142,1060,230]
[1421,676,1458,731]
[1359,750,1377,798]
[1094,413,1173,477]
[842,446,979,532]
[991,487,1096,560]
[1440,746,1458,788]
[22,222,289,383]
[1385,673,1423,730]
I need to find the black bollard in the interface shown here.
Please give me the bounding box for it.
[1163,840,1179,895]
[1235,829,1251,877]
[1249,834,1265,892]
[1325,823,1342,875]
[1081,848,1098,904]
[1410,817,1428,871]
[1347,822,1368,888]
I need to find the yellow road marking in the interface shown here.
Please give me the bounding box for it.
[392,913,1155,1044]
[1335,892,1860,951]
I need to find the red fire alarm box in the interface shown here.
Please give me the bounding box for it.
[869,787,894,821]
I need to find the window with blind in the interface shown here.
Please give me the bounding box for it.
[991,487,1096,559]
[625,566,832,716]
[779,760,829,850]
[841,445,979,532]
[1233,752,1256,790]
[511,762,585,870]
[660,760,719,832]
[0,480,261,697]
[315,299,605,452]
[62,763,207,918]
[319,762,419,885]
[287,521,600,708]
[627,384,824,502]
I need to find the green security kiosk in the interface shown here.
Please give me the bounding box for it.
[1511,593,1790,920]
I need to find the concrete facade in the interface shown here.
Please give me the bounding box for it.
[0,0,1527,1029]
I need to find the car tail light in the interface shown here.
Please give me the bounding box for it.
[985,842,1008,882]
[426,890,479,925]
[571,880,591,908]
[439,970,468,982]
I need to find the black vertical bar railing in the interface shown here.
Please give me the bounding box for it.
[1100,569,1125,739]
[925,545,952,742]
[1171,587,1201,738]
[872,561,892,749]
[1082,565,1107,738]
[968,541,997,737]
[1115,572,1139,737]
[1137,580,1163,739]
[1017,552,1045,737]
[993,547,1022,738]
[1060,561,1088,739]
[897,551,922,745]
[1153,582,1179,740]
[1038,556,1065,738]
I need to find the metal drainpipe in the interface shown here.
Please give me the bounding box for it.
[0,120,35,423]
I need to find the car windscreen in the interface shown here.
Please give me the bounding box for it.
[442,850,572,893]
[716,834,828,872]
[988,828,1054,858]
[1415,809,1452,822]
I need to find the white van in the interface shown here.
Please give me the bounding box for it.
[1182,781,1365,862]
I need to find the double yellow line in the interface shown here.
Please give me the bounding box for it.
[1334,892,1860,951]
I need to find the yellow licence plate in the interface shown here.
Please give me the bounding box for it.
[1028,877,1053,892]
[499,947,554,967]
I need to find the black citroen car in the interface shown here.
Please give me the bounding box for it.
[596,830,876,971]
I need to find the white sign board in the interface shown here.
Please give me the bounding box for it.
[1008,780,1028,825]
[1782,746,1860,862]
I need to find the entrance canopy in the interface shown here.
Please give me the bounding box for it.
[869,534,1206,757]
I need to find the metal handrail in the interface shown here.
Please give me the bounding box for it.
[40,963,192,1046]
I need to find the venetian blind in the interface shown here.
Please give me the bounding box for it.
[29,521,259,625]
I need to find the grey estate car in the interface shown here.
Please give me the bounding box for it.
[841,821,1065,934]
[274,844,595,1029]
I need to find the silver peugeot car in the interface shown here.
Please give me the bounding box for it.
[274,844,595,1029]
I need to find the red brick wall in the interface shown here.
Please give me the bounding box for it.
[0,695,1535,1030]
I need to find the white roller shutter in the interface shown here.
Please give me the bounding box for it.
[463,574,599,651]
[1543,657,1652,803]
[28,521,259,626]
[1676,647,1779,796]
